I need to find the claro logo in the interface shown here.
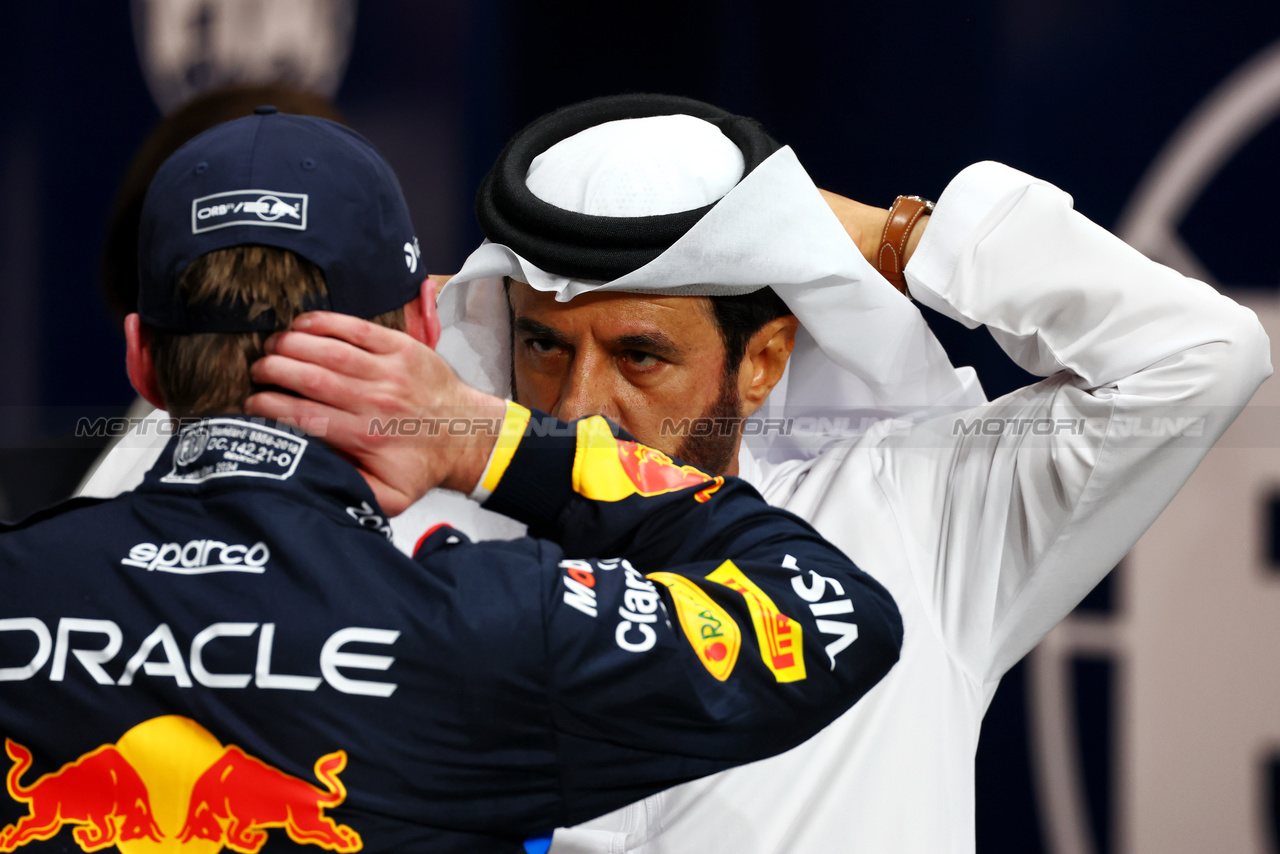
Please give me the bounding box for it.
[122,540,270,575]
[558,557,665,653]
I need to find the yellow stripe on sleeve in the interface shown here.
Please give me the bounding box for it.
[480,401,533,494]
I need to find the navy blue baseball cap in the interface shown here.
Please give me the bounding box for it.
[138,106,423,332]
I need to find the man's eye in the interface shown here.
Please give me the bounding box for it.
[621,350,660,368]
[525,338,560,355]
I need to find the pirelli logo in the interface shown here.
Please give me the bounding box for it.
[707,561,806,683]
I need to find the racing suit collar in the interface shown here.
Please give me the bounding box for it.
[136,416,389,535]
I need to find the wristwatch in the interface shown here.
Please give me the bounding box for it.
[876,195,934,292]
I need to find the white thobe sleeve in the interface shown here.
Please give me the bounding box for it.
[879,161,1271,682]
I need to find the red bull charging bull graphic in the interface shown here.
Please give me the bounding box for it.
[0,717,360,854]
[0,741,162,852]
[573,416,724,503]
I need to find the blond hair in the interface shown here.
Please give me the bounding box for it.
[151,246,405,418]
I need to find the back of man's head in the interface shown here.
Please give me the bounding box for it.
[101,84,346,329]
[149,246,410,418]
[137,108,422,418]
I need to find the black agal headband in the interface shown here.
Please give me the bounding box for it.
[475,93,782,281]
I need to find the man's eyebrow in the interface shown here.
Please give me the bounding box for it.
[614,332,682,359]
[513,317,570,346]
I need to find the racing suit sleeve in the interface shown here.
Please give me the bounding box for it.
[479,405,903,825]
[866,161,1271,683]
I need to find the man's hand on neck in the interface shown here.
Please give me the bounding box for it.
[244,311,505,515]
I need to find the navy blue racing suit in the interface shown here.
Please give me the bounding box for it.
[0,408,901,853]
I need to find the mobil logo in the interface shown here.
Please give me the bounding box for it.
[0,716,360,854]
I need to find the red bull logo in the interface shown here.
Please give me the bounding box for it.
[177,747,356,853]
[573,416,724,503]
[0,717,361,854]
[0,741,162,852]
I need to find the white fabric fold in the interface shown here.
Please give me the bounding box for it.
[527,115,745,216]
[438,146,986,461]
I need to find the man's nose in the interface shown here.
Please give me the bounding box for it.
[556,354,620,424]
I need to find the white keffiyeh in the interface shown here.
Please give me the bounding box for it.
[438,115,985,462]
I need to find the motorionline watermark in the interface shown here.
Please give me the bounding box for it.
[75,415,321,439]
[74,411,1212,443]
[662,416,907,438]
[355,413,1213,443]
[658,414,1208,439]
[949,415,1206,438]
[366,416,507,437]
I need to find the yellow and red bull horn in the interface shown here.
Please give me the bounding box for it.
[572,417,724,503]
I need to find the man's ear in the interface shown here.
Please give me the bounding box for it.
[402,276,442,349]
[124,313,167,410]
[737,315,799,417]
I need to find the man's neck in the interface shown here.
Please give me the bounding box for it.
[724,444,740,477]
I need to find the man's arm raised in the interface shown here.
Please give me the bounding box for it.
[824,162,1271,682]
[818,188,930,296]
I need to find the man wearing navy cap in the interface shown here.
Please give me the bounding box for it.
[0,108,904,853]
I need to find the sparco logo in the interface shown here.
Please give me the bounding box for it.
[122,540,270,575]
[191,190,308,234]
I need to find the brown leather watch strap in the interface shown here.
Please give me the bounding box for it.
[876,195,934,292]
